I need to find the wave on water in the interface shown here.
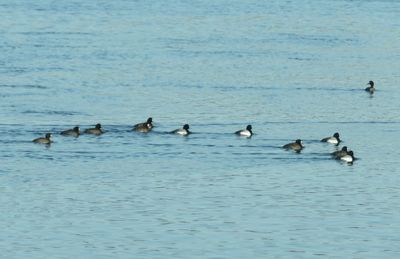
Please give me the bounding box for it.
[22,110,84,116]
[0,84,48,89]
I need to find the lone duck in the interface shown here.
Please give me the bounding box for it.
[365,80,375,93]
[133,117,153,133]
[61,126,80,137]
[171,124,191,135]
[84,123,103,135]
[321,132,341,145]
[283,139,304,153]
[33,133,52,144]
[235,125,253,137]
[331,146,348,159]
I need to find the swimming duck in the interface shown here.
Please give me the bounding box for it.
[33,133,52,144]
[235,125,253,137]
[133,117,153,133]
[321,132,341,145]
[340,150,355,163]
[331,146,348,159]
[171,124,191,135]
[365,80,375,93]
[283,139,304,152]
[84,123,103,135]
[61,126,80,137]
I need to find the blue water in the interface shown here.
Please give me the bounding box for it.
[1,0,400,258]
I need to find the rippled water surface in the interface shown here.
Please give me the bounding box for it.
[1,0,400,258]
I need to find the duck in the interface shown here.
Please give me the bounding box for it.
[235,125,253,137]
[321,132,341,145]
[61,126,80,137]
[331,146,348,159]
[171,124,191,135]
[133,117,153,133]
[84,123,103,135]
[283,139,304,152]
[365,80,375,93]
[340,150,355,163]
[33,133,52,144]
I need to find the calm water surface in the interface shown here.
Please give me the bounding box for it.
[1,0,400,258]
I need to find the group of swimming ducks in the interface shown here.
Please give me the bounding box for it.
[33,81,375,163]
[32,118,355,163]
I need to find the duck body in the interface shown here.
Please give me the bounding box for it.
[33,133,52,144]
[171,124,190,135]
[321,132,341,145]
[84,123,103,135]
[340,151,355,163]
[283,139,303,152]
[365,80,375,93]
[133,117,153,133]
[235,125,253,137]
[61,126,80,137]
[331,146,348,159]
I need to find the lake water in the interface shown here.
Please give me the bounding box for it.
[1,0,400,258]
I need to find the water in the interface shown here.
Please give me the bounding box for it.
[1,0,400,258]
